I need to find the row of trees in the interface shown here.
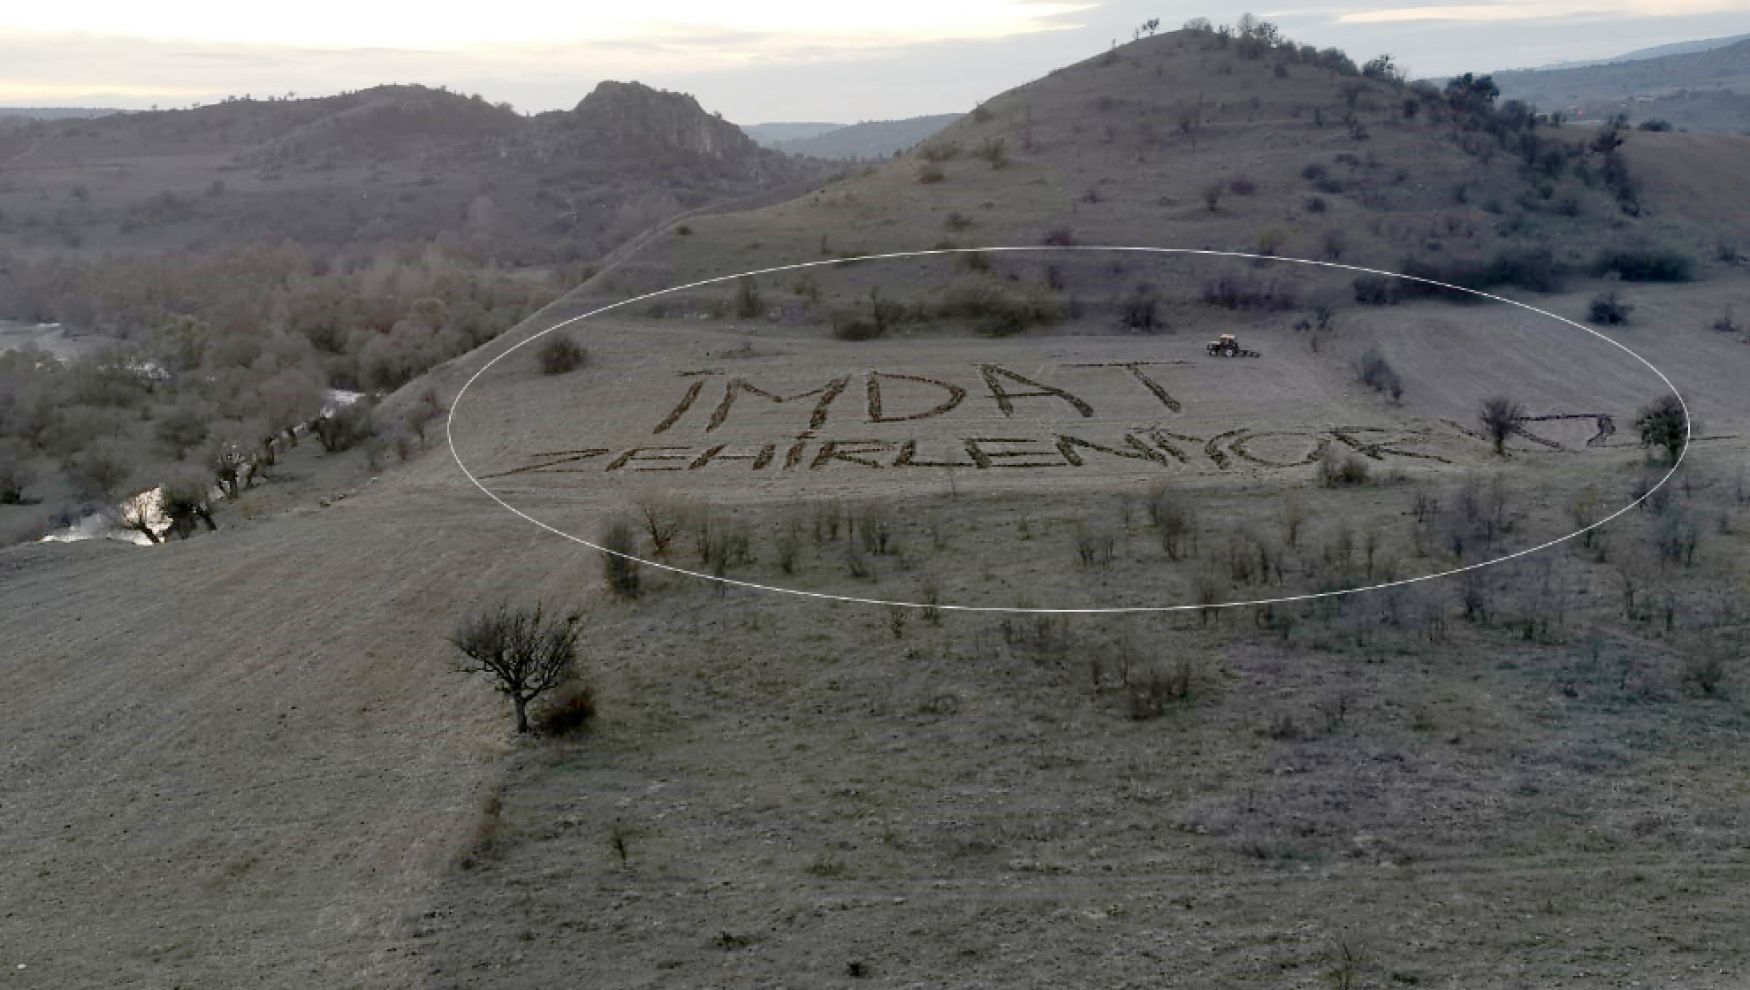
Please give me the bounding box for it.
[0,241,542,542]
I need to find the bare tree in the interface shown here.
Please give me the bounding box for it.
[636,497,685,557]
[118,489,163,545]
[451,603,583,733]
[1478,396,1522,456]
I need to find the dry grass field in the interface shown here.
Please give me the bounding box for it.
[2,24,1749,990]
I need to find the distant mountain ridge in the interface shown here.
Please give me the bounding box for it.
[1615,33,1750,63]
[0,107,121,121]
[1492,37,1750,131]
[761,114,964,160]
[741,122,845,146]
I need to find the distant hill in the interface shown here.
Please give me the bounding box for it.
[741,121,845,146]
[769,114,963,160]
[0,107,121,120]
[589,23,1716,317]
[1493,37,1750,131]
[1616,33,1750,63]
[0,81,825,274]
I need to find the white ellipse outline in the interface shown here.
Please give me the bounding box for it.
[447,246,1690,614]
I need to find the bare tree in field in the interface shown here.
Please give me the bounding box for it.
[1478,396,1523,456]
[451,604,582,733]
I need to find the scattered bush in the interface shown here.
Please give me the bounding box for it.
[1229,175,1258,195]
[1394,248,1564,297]
[534,679,596,735]
[1478,396,1523,456]
[1682,653,1725,697]
[1635,394,1687,462]
[1318,447,1370,486]
[0,438,37,504]
[1587,291,1633,325]
[938,280,1059,336]
[1119,285,1163,330]
[917,162,946,184]
[918,142,960,162]
[1201,271,1298,311]
[538,334,588,374]
[1146,483,1194,559]
[601,519,642,598]
[1352,275,1398,305]
[313,399,374,453]
[1592,246,1694,282]
[1710,307,1739,333]
[1201,182,1225,212]
[1040,226,1075,246]
[734,276,764,319]
[1353,349,1403,401]
[974,137,1009,169]
[1128,659,1197,719]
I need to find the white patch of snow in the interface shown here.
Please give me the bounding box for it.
[322,388,365,416]
[39,487,171,547]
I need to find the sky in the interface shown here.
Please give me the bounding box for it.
[2,1,1747,121]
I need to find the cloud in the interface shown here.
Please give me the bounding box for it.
[0,2,1095,50]
[1336,0,1750,22]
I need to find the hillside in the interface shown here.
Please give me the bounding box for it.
[1493,38,1750,131]
[588,25,1730,314]
[766,113,964,160]
[3,19,1750,990]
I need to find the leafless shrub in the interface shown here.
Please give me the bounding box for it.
[1478,396,1522,456]
[918,141,961,162]
[1074,522,1117,572]
[401,388,446,444]
[1282,493,1307,547]
[919,577,944,625]
[1588,290,1633,325]
[703,522,753,578]
[774,521,801,574]
[853,503,897,555]
[538,334,587,374]
[637,496,687,557]
[883,605,909,639]
[601,519,642,598]
[1128,658,1197,719]
[534,679,596,735]
[1319,446,1370,486]
[844,543,871,578]
[1682,651,1726,697]
[1353,349,1403,401]
[1146,483,1195,559]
